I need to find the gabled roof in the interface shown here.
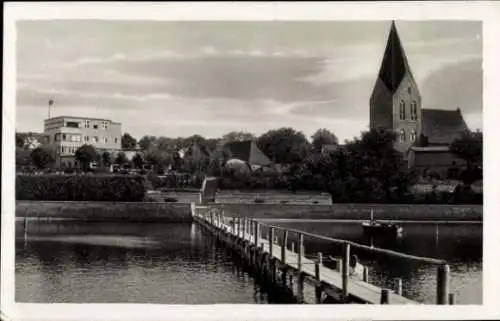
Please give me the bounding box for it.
[377,21,413,93]
[422,109,469,145]
[180,143,211,159]
[223,140,273,167]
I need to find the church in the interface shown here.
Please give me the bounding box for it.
[369,22,469,179]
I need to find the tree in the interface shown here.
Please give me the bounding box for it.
[450,130,483,169]
[101,151,113,167]
[138,135,158,150]
[16,133,27,148]
[257,127,311,164]
[132,153,145,169]
[144,148,172,172]
[30,147,54,170]
[114,152,128,167]
[75,144,99,171]
[121,133,137,150]
[450,130,483,185]
[16,147,32,170]
[311,128,339,152]
[221,131,256,143]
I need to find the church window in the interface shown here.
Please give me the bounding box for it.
[408,87,411,94]
[411,101,418,120]
[410,130,417,142]
[399,129,406,142]
[399,101,406,120]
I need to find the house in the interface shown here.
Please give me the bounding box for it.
[221,140,274,172]
[43,115,122,168]
[407,146,466,179]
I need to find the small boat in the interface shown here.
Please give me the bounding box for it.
[362,209,403,238]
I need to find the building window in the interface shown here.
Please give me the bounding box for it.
[54,133,61,141]
[93,136,99,143]
[408,87,411,94]
[93,124,99,129]
[102,121,108,130]
[114,137,118,144]
[66,121,80,128]
[85,120,90,128]
[399,129,406,142]
[104,137,109,143]
[411,101,418,120]
[62,134,67,141]
[399,101,406,120]
[72,135,81,142]
[85,136,89,142]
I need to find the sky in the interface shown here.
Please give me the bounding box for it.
[15,20,482,142]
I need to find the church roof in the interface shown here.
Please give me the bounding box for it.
[377,21,413,93]
[223,140,273,167]
[422,109,469,145]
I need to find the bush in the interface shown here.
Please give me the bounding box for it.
[16,174,146,201]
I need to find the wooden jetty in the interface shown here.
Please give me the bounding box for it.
[191,203,455,305]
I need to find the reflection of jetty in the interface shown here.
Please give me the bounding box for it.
[192,203,456,304]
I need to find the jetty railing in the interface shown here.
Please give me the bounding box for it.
[191,204,454,305]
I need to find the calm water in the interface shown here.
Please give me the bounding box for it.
[15,221,290,304]
[261,220,483,304]
[15,220,482,304]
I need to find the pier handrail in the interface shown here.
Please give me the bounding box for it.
[192,204,453,304]
[259,222,447,266]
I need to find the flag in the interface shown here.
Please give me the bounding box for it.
[49,99,54,106]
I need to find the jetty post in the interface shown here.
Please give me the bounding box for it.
[437,264,450,304]
[395,278,403,295]
[315,252,323,303]
[380,288,391,304]
[342,243,350,298]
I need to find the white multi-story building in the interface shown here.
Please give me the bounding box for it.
[43,116,122,168]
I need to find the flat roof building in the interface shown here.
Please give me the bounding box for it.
[43,115,122,168]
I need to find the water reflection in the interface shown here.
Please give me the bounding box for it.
[267,221,482,304]
[16,221,291,304]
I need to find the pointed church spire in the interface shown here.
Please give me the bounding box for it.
[377,21,412,93]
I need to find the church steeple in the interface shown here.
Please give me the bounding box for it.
[377,21,412,93]
[370,21,422,155]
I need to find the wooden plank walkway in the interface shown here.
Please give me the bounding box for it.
[192,204,453,305]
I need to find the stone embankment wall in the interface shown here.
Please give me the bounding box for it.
[17,201,192,222]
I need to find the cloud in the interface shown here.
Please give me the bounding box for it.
[109,55,336,102]
[15,20,483,142]
[421,58,482,117]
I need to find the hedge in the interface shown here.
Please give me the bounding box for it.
[16,174,146,201]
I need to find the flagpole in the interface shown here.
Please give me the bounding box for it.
[48,99,54,118]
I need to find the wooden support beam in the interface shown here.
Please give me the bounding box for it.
[281,230,288,264]
[243,217,247,240]
[269,227,275,258]
[437,264,450,304]
[254,221,259,245]
[395,278,403,295]
[342,243,350,297]
[297,233,304,272]
[380,288,390,304]
[363,266,369,282]
[448,293,455,305]
[315,252,323,303]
